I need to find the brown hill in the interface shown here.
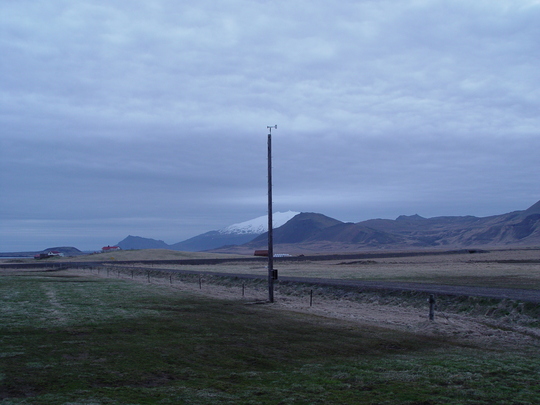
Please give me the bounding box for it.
[248,212,343,244]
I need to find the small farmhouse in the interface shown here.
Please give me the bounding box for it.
[34,251,65,260]
[48,250,64,257]
[102,245,121,253]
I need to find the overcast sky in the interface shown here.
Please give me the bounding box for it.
[1,0,540,252]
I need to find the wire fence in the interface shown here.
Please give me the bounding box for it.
[73,264,540,324]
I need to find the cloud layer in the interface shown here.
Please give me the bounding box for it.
[2,0,540,251]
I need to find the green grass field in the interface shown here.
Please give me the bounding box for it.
[1,270,539,404]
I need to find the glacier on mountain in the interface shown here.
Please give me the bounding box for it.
[219,211,300,235]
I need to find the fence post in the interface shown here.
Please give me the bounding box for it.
[199,275,202,289]
[242,283,245,297]
[147,271,150,283]
[170,274,173,285]
[429,294,436,321]
[310,290,313,307]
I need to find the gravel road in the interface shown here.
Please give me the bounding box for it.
[124,266,540,303]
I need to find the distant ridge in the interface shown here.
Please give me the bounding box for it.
[524,200,540,215]
[169,231,259,252]
[114,201,540,254]
[4,203,538,256]
[117,236,169,250]
[211,200,540,254]
[249,212,343,244]
[170,211,300,251]
[116,211,299,251]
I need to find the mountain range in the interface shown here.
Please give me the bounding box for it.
[117,211,299,251]
[117,201,540,254]
[211,200,540,254]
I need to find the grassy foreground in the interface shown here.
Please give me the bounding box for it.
[1,271,539,404]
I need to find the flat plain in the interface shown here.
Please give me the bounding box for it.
[80,247,540,290]
[1,247,540,404]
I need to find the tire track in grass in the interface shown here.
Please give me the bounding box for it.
[41,283,68,325]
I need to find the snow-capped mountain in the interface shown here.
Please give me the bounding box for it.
[220,211,300,235]
[116,199,540,253]
[118,211,301,252]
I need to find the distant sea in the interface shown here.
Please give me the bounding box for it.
[0,252,37,259]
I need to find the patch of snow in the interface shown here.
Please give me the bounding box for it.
[220,211,300,235]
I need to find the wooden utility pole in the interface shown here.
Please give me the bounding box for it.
[267,125,277,303]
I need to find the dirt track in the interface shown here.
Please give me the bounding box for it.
[88,246,540,302]
[277,276,540,302]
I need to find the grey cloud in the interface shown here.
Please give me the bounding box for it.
[2,0,540,251]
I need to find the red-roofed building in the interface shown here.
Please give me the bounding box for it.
[102,245,121,253]
[48,251,64,257]
[34,251,64,259]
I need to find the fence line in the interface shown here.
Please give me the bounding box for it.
[85,264,444,320]
[8,262,537,322]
